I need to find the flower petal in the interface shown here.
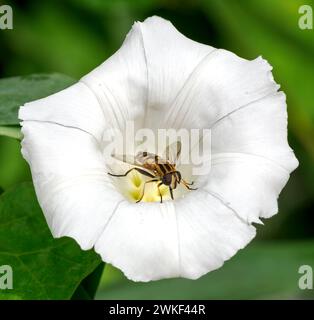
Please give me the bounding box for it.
[95,201,180,282]
[81,21,148,132]
[203,153,291,224]
[21,121,123,250]
[138,16,215,129]
[95,190,255,281]
[202,92,298,223]
[211,92,298,172]
[175,191,256,279]
[19,82,106,140]
[82,16,216,131]
[163,51,280,130]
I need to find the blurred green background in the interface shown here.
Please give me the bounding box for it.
[0,0,313,299]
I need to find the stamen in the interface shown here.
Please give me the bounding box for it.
[125,171,170,203]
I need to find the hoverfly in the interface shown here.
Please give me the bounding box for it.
[108,142,197,203]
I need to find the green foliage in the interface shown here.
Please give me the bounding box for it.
[72,263,105,300]
[0,183,101,300]
[0,136,31,190]
[0,73,75,126]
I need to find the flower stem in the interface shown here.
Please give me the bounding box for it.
[0,126,22,140]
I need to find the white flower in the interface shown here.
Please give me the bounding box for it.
[19,16,298,282]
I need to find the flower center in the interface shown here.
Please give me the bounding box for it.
[102,127,207,203]
[124,170,171,203]
[107,163,194,204]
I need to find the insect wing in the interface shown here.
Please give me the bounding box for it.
[111,154,145,167]
[163,141,182,164]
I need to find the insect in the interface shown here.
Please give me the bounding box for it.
[108,142,197,203]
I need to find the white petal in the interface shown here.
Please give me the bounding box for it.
[81,21,148,132]
[201,92,298,223]
[82,16,215,131]
[203,153,291,224]
[175,191,256,279]
[163,51,280,130]
[95,201,180,282]
[211,92,298,172]
[19,82,106,140]
[138,16,215,128]
[21,121,123,249]
[95,190,255,281]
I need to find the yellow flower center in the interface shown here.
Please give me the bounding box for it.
[125,171,170,203]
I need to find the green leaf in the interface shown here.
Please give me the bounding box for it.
[72,262,105,300]
[0,73,76,126]
[0,182,101,300]
[96,241,314,299]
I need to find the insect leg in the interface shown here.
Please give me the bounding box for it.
[108,167,155,178]
[136,179,159,203]
[169,187,174,200]
[181,179,198,190]
[157,182,163,204]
